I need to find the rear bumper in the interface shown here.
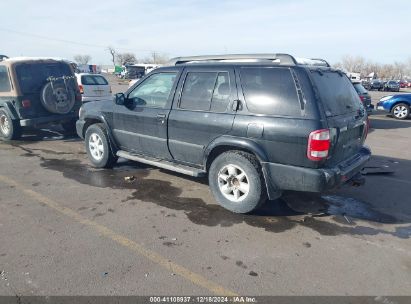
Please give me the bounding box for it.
[262,147,371,193]
[19,113,78,127]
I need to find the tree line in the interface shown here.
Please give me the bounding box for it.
[333,55,411,80]
[73,47,169,67]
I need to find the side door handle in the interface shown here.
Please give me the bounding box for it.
[157,114,166,124]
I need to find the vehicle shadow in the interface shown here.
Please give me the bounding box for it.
[369,115,411,133]
[113,155,411,238]
[18,126,80,143]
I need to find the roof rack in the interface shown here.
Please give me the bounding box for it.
[168,53,298,66]
[167,54,331,67]
[0,55,9,62]
[308,58,330,67]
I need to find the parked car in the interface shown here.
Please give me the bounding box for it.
[399,81,407,88]
[0,57,81,140]
[377,94,411,119]
[76,73,112,103]
[383,80,400,92]
[369,79,384,91]
[76,54,370,214]
[352,82,373,114]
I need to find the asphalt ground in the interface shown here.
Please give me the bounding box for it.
[0,79,410,297]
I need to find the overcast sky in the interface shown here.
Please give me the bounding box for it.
[1,0,410,65]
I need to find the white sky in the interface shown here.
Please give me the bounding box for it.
[1,0,410,65]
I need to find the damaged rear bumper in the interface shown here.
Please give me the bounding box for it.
[262,147,371,193]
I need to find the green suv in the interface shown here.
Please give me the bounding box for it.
[0,57,81,140]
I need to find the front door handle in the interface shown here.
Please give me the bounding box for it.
[157,114,166,124]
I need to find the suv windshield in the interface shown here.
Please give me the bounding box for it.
[15,62,72,94]
[311,71,361,117]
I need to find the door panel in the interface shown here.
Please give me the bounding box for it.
[168,67,237,165]
[111,71,179,159]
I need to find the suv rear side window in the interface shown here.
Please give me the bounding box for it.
[81,75,108,85]
[0,66,11,92]
[311,71,361,117]
[180,72,231,112]
[240,67,300,116]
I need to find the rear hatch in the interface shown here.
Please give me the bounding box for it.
[80,74,111,97]
[311,70,367,167]
[14,61,78,118]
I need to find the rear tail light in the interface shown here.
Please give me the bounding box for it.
[21,99,31,108]
[307,129,330,161]
[79,85,84,94]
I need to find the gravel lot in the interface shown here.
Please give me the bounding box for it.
[0,75,410,297]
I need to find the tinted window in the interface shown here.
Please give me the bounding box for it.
[311,71,361,117]
[240,67,300,116]
[16,63,73,94]
[180,72,216,111]
[353,83,367,94]
[0,66,11,92]
[211,72,230,112]
[81,75,108,85]
[128,72,176,108]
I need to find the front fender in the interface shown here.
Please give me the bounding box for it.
[82,113,119,152]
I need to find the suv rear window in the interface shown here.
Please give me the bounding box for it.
[81,75,108,85]
[15,62,73,94]
[311,71,361,117]
[239,67,300,116]
[0,66,11,92]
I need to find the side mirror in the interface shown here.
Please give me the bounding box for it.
[114,93,126,105]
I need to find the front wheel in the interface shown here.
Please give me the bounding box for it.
[0,109,21,140]
[85,123,118,168]
[391,103,410,120]
[208,151,267,213]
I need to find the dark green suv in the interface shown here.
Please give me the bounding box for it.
[0,57,81,140]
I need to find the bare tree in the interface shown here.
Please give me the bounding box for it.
[107,46,116,66]
[73,54,92,65]
[116,52,137,65]
[142,52,169,64]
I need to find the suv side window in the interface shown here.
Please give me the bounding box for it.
[240,67,300,116]
[180,71,231,112]
[128,72,176,108]
[0,66,11,92]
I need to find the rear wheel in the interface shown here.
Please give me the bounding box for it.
[0,109,21,140]
[85,123,118,168]
[391,103,409,120]
[208,151,267,213]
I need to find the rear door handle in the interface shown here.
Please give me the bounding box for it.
[157,114,166,124]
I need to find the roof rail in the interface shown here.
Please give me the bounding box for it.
[168,53,298,66]
[309,58,330,67]
[0,55,9,62]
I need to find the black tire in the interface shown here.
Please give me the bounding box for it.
[85,123,118,168]
[391,103,410,120]
[0,108,21,140]
[208,151,267,213]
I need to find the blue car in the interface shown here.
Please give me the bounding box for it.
[377,94,411,119]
